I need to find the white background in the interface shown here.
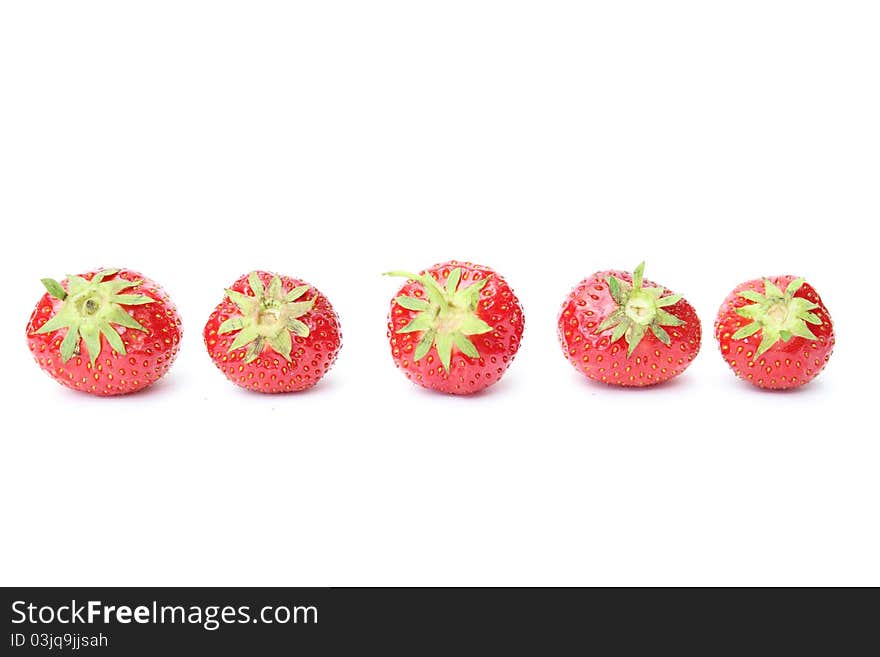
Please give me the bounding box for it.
[1,1,877,586]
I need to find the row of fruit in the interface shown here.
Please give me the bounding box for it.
[25,261,834,396]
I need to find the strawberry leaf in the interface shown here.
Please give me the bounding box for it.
[41,278,67,300]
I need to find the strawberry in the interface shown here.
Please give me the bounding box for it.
[385,261,524,394]
[204,271,341,393]
[26,268,182,395]
[714,275,834,389]
[557,262,701,386]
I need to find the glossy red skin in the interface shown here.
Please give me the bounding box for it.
[387,261,525,395]
[715,276,834,389]
[26,269,183,396]
[204,271,342,393]
[557,270,701,387]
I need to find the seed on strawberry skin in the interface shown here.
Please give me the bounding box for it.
[714,275,834,389]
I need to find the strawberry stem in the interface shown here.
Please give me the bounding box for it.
[386,268,493,372]
[733,278,820,355]
[594,262,685,357]
[35,270,153,366]
[217,271,316,363]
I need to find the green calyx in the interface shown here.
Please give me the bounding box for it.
[732,277,821,356]
[595,261,685,357]
[35,269,154,366]
[217,271,315,363]
[385,267,494,373]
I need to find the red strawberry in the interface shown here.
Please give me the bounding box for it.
[26,268,182,395]
[386,261,524,395]
[204,271,341,393]
[715,275,834,389]
[557,262,701,386]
